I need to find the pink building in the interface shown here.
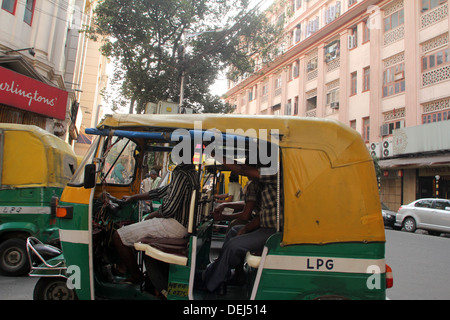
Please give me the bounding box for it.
[225,0,450,211]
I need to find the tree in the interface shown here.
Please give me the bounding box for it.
[85,0,283,114]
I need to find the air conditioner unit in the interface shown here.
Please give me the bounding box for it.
[382,139,393,158]
[380,123,390,137]
[158,101,179,114]
[330,102,340,109]
[369,142,381,158]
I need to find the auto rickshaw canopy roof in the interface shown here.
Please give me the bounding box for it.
[0,124,78,188]
[96,114,385,245]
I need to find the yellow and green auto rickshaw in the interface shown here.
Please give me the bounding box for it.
[28,114,392,300]
[0,124,77,276]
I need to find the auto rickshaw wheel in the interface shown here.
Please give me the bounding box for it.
[33,277,78,300]
[0,238,30,276]
[403,217,417,233]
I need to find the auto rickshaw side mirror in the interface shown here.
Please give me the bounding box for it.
[84,164,96,189]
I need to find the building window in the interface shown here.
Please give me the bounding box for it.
[294,24,301,43]
[294,96,299,115]
[324,40,340,63]
[285,99,292,115]
[326,88,340,106]
[1,0,17,14]
[384,8,404,32]
[363,19,370,43]
[324,2,341,25]
[306,16,319,38]
[348,26,358,50]
[350,120,357,130]
[363,67,370,92]
[421,0,447,13]
[289,60,299,80]
[306,96,317,111]
[422,47,450,72]
[363,117,370,142]
[349,0,358,7]
[350,72,357,96]
[307,56,318,72]
[274,75,282,96]
[383,62,405,98]
[248,89,254,102]
[262,82,269,97]
[23,0,35,25]
[381,120,405,136]
[423,110,450,123]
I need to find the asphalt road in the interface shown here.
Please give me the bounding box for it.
[0,273,37,300]
[385,228,450,300]
[1,228,450,300]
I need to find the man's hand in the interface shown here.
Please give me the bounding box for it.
[212,205,224,221]
[122,195,133,203]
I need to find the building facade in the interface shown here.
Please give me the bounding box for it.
[0,0,107,154]
[225,0,450,211]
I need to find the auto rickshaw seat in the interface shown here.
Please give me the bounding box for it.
[245,251,262,269]
[134,237,189,266]
[29,243,62,261]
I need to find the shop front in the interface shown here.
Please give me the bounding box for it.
[379,121,450,211]
[0,61,69,134]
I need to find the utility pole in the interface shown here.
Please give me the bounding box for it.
[178,28,226,113]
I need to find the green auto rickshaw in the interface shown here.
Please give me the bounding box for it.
[28,114,392,300]
[0,124,77,276]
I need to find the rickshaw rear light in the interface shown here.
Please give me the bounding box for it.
[56,206,73,219]
[386,264,393,288]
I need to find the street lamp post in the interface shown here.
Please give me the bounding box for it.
[178,28,226,113]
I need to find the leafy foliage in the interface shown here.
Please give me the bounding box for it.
[84,0,283,114]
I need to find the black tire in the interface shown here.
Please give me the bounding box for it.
[403,217,417,233]
[33,277,77,300]
[0,238,30,276]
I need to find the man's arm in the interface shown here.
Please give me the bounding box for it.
[213,200,255,223]
[122,185,169,203]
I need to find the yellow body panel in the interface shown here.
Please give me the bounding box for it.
[60,186,92,205]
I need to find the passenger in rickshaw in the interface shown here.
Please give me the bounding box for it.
[214,173,242,203]
[212,176,260,231]
[112,163,198,284]
[202,158,281,294]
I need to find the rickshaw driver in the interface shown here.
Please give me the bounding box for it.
[112,163,198,284]
[202,159,281,294]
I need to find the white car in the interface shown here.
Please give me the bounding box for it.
[395,198,450,235]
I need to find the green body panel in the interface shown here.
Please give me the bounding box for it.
[0,187,62,243]
[57,200,141,300]
[57,202,89,231]
[57,202,91,299]
[254,234,386,300]
[59,241,91,299]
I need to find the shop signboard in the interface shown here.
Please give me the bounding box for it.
[0,66,68,120]
[393,121,450,155]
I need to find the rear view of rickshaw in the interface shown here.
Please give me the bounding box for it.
[0,124,77,276]
[42,114,391,300]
